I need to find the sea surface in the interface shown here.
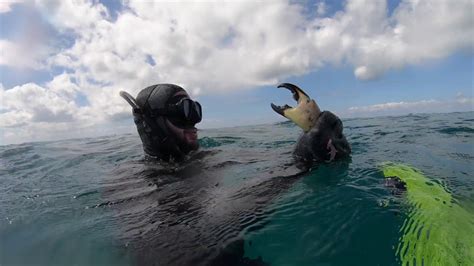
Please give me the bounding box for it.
[1,112,473,266]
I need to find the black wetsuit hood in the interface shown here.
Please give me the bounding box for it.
[124,84,198,161]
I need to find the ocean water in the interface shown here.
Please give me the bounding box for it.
[0,112,473,266]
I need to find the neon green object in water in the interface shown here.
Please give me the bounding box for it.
[381,163,474,266]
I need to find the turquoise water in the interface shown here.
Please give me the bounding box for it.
[0,112,473,265]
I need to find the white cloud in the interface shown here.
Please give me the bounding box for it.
[0,81,78,125]
[455,92,474,105]
[316,2,327,16]
[0,37,51,70]
[39,0,473,89]
[0,1,55,69]
[350,0,474,80]
[0,0,22,13]
[347,99,440,113]
[344,95,474,117]
[4,0,473,83]
[34,0,109,33]
[0,0,473,144]
[0,74,133,144]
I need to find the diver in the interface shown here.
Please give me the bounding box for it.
[120,83,202,162]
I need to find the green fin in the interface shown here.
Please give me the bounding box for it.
[381,163,474,266]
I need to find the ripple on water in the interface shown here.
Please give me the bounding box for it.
[1,112,473,265]
[437,126,474,135]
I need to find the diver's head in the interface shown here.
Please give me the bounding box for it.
[120,84,202,161]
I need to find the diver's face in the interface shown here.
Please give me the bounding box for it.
[165,91,200,151]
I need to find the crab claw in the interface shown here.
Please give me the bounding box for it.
[271,83,321,132]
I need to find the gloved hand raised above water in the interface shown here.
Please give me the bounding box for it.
[271,83,351,165]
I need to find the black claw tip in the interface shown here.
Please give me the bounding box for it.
[271,103,284,116]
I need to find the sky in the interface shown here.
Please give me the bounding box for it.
[0,0,473,145]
